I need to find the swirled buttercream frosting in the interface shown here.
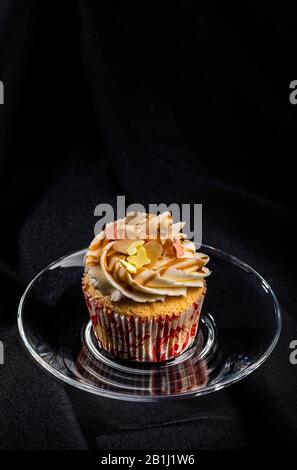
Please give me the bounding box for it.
[85,212,210,302]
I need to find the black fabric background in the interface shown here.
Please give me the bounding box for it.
[0,1,297,450]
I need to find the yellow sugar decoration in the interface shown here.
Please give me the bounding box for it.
[127,240,145,256]
[119,259,137,274]
[127,246,151,270]
[113,239,144,255]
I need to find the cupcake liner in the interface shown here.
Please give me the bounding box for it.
[83,290,205,362]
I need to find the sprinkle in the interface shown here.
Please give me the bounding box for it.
[173,238,184,258]
[105,222,119,240]
[127,246,151,270]
[119,258,137,273]
[127,240,145,255]
[144,240,162,266]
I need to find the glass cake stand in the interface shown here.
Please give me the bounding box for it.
[17,245,281,401]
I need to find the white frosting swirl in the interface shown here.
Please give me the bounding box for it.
[85,212,210,302]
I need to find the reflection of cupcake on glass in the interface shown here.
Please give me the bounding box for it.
[76,345,209,396]
[82,212,210,362]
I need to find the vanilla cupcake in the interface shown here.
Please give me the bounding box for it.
[82,212,210,362]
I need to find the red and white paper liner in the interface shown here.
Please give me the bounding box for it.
[83,289,205,362]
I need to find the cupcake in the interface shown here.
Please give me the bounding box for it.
[82,211,210,362]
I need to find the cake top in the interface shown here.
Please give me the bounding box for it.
[85,211,210,303]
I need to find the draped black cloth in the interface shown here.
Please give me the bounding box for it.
[0,1,296,450]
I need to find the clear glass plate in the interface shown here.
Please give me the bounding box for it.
[17,245,281,401]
